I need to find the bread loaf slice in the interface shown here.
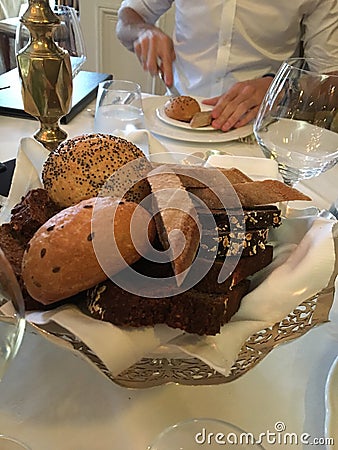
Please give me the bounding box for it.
[190,111,212,128]
[83,278,250,336]
[194,245,273,293]
[147,165,201,286]
[201,228,269,258]
[189,179,311,208]
[150,163,253,187]
[198,205,281,232]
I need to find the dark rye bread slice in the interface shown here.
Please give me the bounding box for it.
[82,279,250,336]
[197,205,281,233]
[10,188,60,244]
[0,188,62,311]
[0,188,60,276]
[124,244,273,293]
[0,223,48,311]
[200,228,269,258]
[194,245,273,294]
[0,223,25,282]
[188,180,311,209]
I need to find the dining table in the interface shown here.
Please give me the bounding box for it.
[0,93,337,450]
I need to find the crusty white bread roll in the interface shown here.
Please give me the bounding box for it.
[164,96,201,122]
[22,197,156,304]
[42,133,151,208]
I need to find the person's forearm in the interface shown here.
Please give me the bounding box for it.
[116,7,157,52]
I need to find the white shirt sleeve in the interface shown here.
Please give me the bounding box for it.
[302,0,338,72]
[119,0,174,25]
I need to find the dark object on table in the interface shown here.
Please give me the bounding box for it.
[329,199,338,219]
[0,159,15,197]
[0,68,112,124]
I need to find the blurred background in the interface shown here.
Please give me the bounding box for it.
[0,0,173,94]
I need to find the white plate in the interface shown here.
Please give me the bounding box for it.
[325,356,338,447]
[156,97,214,131]
[143,96,253,143]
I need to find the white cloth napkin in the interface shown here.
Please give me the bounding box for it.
[206,154,282,181]
[1,136,337,378]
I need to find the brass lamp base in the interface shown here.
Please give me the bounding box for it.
[34,119,68,152]
[16,0,73,152]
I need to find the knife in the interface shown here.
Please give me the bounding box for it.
[158,71,180,97]
[329,200,338,219]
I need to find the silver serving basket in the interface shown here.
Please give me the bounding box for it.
[30,226,338,388]
[32,281,336,389]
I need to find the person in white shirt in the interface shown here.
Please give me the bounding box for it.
[116,0,338,131]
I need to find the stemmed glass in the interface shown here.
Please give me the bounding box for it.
[147,418,264,449]
[52,5,86,77]
[254,57,338,187]
[0,249,29,449]
[15,5,87,78]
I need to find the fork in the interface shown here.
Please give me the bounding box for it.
[238,132,256,144]
[329,199,338,219]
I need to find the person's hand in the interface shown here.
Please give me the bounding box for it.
[203,77,274,132]
[133,27,176,87]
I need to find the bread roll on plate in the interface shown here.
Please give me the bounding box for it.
[164,96,201,122]
[42,133,151,208]
[22,197,156,304]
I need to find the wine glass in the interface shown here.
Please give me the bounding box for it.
[147,418,265,449]
[254,57,338,187]
[15,5,86,78]
[52,5,86,77]
[0,249,29,449]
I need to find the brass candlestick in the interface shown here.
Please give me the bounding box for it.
[16,0,73,151]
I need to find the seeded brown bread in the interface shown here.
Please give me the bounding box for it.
[164,96,201,122]
[201,228,269,259]
[42,133,151,208]
[198,205,281,232]
[22,197,156,304]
